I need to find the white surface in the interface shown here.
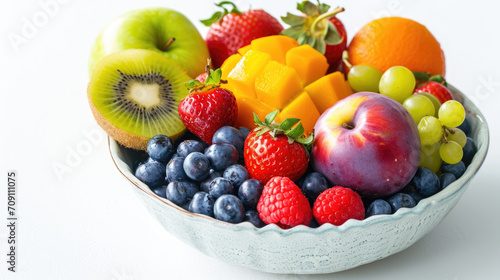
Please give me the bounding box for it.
[0,0,498,279]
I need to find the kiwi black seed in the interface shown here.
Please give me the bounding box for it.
[87,49,191,150]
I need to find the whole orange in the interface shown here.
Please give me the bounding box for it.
[347,17,445,77]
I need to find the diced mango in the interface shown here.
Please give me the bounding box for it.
[219,35,352,136]
[304,71,353,114]
[235,96,278,130]
[221,53,242,80]
[255,61,303,110]
[238,44,252,56]
[286,44,329,86]
[251,35,299,65]
[226,50,271,98]
[276,92,320,135]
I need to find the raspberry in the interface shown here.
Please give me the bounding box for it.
[313,187,365,226]
[257,177,312,229]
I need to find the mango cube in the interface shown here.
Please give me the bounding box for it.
[227,50,271,98]
[238,44,252,56]
[276,92,320,135]
[304,72,352,114]
[255,61,303,109]
[286,44,329,86]
[251,35,299,64]
[235,97,278,130]
[221,53,242,80]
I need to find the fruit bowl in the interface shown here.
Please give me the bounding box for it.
[109,85,488,274]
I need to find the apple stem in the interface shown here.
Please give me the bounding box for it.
[342,123,354,130]
[205,58,211,75]
[164,37,175,51]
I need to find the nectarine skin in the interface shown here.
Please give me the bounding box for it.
[312,92,420,198]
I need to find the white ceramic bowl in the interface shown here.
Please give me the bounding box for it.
[109,86,488,274]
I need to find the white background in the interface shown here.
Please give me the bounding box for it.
[1,0,499,279]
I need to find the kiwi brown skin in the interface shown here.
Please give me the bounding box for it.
[87,92,185,150]
[87,49,190,151]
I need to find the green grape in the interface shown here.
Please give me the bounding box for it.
[348,65,382,92]
[418,116,443,145]
[379,66,416,103]
[439,141,463,164]
[419,142,442,173]
[446,127,467,148]
[438,100,465,127]
[403,94,435,124]
[416,92,441,117]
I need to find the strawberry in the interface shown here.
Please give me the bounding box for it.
[178,68,237,145]
[201,1,283,69]
[414,81,454,104]
[281,1,347,73]
[244,111,313,184]
[257,176,312,229]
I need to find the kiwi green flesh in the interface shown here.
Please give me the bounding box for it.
[88,49,190,150]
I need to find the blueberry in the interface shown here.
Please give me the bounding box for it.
[245,210,266,228]
[180,201,191,211]
[136,157,165,171]
[204,143,239,171]
[152,186,167,198]
[135,161,166,188]
[183,152,210,181]
[457,116,472,136]
[170,153,180,161]
[441,161,466,179]
[309,217,320,228]
[439,173,457,190]
[238,179,264,210]
[411,167,440,197]
[147,156,163,164]
[188,192,215,217]
[301,172,329,204]
[166,181,188,205]
[462,137,477,166]
[200,169,221,193]
[209,177,234,199]
[401,184,426,204]
[387,193,416,212]
[223,164,249,188]
[132,152,150,170]
[181,181,199,200]
[166,157,188,182]
[177,140,206,158]
[147,135,175,163]
[238,127,251,139]
[366,199,392,217]
[214,195,245,223]
[212,126,245,155]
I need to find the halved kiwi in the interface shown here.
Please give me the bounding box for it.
[88,49,191,150]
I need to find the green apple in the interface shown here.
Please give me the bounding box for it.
[89,8,209,78]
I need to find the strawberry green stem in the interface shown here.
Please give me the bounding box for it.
[413,71,430,81]
[311,7,344,34]
[429,75,447,86]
